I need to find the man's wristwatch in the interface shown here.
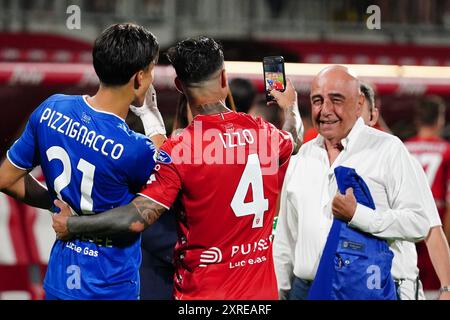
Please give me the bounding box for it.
[440,286,450,293]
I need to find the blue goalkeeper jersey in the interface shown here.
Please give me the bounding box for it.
[7,94,157,299]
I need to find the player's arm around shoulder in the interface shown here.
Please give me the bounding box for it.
[51,137,169,240]
[52,195,167,240]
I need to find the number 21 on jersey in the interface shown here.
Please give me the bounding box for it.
[47,146,95,213]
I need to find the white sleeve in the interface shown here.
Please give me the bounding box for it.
[349,141,431,242]
[411,157,442,227]
[129,85,166,137]
[273,170,298,293]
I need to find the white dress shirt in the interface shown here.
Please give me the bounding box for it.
[274,118,433,297]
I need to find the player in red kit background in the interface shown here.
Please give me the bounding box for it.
[52,36,303,299]
[405,96,450,297]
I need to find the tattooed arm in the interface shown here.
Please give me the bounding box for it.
[270,78,304,155]
[52,196,166,240]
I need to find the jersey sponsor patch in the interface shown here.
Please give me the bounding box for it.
[199,247,223,267]
[157,150,172,164]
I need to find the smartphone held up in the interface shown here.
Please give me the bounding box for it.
[263,56,286,102]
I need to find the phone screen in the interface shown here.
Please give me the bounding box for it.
[263,56,286,101]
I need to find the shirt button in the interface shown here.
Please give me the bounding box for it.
[345,259,350,265]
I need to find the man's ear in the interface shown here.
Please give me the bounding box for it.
[220,69,227,88]
[174,77,184,94]
[132,74,138,90]
[356,93,364,113]
[370,107,380,126]
[134,70,144,90]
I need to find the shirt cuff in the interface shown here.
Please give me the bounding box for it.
[348,203,375,233]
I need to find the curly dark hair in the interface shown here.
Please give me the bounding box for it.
[166,36,224,85]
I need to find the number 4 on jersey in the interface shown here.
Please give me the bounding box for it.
[231,154,269,228]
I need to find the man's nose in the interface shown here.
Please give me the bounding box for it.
[321,99,334,115]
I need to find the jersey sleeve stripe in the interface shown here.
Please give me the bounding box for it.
[6,151,30,171]
[136,193,171,210]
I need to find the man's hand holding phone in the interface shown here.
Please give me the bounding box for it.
[269,78,297,110]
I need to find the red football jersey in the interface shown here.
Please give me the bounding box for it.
[140,111,293,300]
[405,136,450,289]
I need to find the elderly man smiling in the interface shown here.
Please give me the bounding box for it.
[274,65,432,300]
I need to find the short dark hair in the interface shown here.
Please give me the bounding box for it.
[166,36,224,85]
[228,78,256,113]
[416,95,446,126]
[360,82,375,111]
[93,23,159,85]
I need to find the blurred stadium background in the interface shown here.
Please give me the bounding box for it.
[1,0,450,299]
